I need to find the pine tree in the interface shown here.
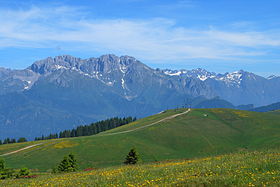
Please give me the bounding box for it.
[68,154,78,172]
[17,137,27,143]
[57,156,71,172]
[3,138,9,144]
[57,154,78,172]
[124,148,139,165]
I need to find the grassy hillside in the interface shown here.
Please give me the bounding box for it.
[0,108,280,171]
[1,150,279,186]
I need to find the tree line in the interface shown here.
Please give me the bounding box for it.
[0,137,27,145]
[35,117,136,141]
[0,117,136,145]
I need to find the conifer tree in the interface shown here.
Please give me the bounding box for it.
[3,138,9,144]
[57,157,70,172]
[17,137,27,143]
[68,153,78,171]
[11,139,16,143]
[124,148,139,165]
[57,154,78,172]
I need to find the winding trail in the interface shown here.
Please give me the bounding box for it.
[0,109,191,156]
[99,108,191,136]
[0,143,43,156]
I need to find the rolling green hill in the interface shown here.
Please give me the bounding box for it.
[1,108,280,171]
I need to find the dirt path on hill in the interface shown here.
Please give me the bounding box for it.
[100,108,191,136]
[0,143,43,156]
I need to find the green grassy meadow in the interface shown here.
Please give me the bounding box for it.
[1,150,279,186]
[1,108,280,172]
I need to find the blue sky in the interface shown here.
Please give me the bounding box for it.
[0,0,279,76]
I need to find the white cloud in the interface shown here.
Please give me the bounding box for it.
[0,6,280,63]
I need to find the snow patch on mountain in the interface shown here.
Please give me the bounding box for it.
[163,70,184,76]
[267,75,279,80]
[121,78,125,89]
[197,75,209,81]
[54,65,68,70]
[23,80,32,90]
[120,65,127,74]
[163,68,216,81]
[217,71,243,86]
[163,68,247,86]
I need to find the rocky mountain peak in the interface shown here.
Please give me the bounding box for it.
[98,54,119,63]
[29,55,83,74]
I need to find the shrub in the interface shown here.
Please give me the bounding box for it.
[0,168,17,179]
[17,168,30,177]
[0,158,30,180]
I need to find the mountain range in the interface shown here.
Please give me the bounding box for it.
[251,102,280,112]
[0,54,279,139]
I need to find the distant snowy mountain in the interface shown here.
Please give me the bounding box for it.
[163,68,252,87]
[0,54,279,139]
[162,68,280,105]
[267,75,280,80]
[163,68,216,81]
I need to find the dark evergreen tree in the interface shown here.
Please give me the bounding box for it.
[57,154,78,172]
[3,138,9,144]
[57,156,71,172]
[68,154,78,172]
[10,139,16,143]
[17,137,27,143]
[124,148,139,165]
